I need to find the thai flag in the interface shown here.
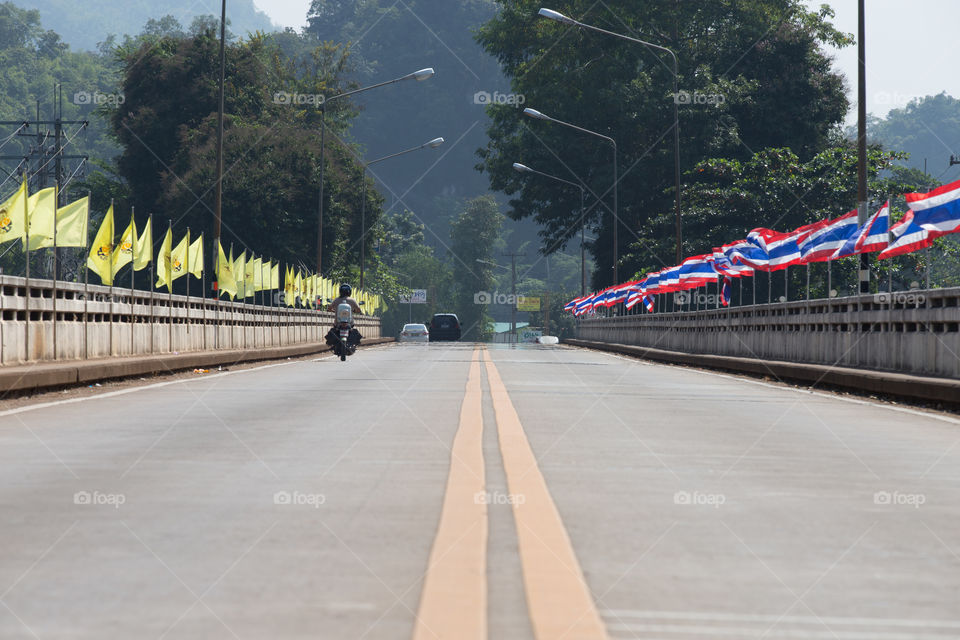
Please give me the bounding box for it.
[878,210,932,260]
[747,228,802,271]
[625,289,643,310]
[564,297,581,312]
[721,277,732,307]
[724,238,769,270]
[643,294,655,312]
[574,294,595,315]
[799,211,859,263]
[604,281,639,306]
[905,178,960,240]
[711,248,754,277]
[833,202,890,258]
[679,254,716,286]
[659,266,682,291]
[642,271,662,295]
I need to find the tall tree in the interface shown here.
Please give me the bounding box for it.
[449,194,503,340]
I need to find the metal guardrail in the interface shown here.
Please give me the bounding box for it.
[577,288,960,379]
[0,275,382,364]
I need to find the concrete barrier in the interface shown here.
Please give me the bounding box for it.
[577,287,960,379]
[0,275,382,365]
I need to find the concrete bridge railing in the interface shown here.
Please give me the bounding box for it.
[0,275,382,365]
[576,287,960,379]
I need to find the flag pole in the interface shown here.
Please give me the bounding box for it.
[53,184,59,360]
[168,221,173,352]
[24,173,31,361]
[185,227,190,337]
[148,214,154,354]
[83,191,90,359]
[201,232,207,350]
[130,207,136,357]
[108,198,114,357]
[214,237,219,350]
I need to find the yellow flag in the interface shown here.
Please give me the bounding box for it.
[252,258,263,291]
[233,250,246,296]
[55,196,89,248]
[26,187,57,250]
[258,259,270,291]
[271,263,280,290]
[87,205,115,285]
[294,270,302,304]
[285,266,295,306]
[188,234,203,278]
[216,242,237,299]
[0,179,27,245]
[134,216,151,270]
[170,231,189,281]
[244,255,255,297]
[155,226,173,291]
[112,213,136,276]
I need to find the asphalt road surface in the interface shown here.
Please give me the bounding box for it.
[2,342,959,639]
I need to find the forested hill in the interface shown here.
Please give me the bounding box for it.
[13,0,274,51]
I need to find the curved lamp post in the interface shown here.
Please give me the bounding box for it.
[317,68,435,275]
[359,137,445,288]
[523,107,618,284]
[538,7,682,264]
[513,162,587,296]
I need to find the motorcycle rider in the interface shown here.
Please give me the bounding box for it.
[325,283,363,348]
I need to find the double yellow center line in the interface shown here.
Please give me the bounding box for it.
[412,346,607,640]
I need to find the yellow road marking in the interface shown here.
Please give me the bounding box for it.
[412,347,487,640]
[482,348,608,640]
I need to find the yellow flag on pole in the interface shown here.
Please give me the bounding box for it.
[112,213,136,276]
[233,250,246,297]
[252,258,263,291]
[170,230,189,282]
[26,187,57,250]
[53,196,90,248]
[216,242,237,299]
[188,234,203,278]
[244,255,255,297]
[87,205,115,285]
[0,178,27,245]
[155,225,173,291]
[134,216,151,270]
[271,262,280,290]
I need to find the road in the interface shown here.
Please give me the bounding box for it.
[1,342,960,639]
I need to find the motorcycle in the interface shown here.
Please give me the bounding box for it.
[329,302,358,361]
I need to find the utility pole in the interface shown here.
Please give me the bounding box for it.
[856,0,870,294]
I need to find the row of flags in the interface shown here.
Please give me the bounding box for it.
[566,178,960,315]
[0,178,385,312]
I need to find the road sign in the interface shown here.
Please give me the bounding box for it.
[517,296,540,312]
[399,289,428,304]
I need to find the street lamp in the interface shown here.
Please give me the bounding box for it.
[538,7,683,264]
[522,107,618,284]
[359,137,444,288]
[512,162,587,296]
[317,68,435,276]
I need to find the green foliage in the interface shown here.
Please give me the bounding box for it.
[866,93,960,183]
[476,0,851,288]
[449,195,503,340]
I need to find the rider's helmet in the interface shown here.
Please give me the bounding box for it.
[339,283,352,298]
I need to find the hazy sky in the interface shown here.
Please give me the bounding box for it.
[255,0,960,123]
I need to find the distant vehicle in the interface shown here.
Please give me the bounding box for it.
[399,323,429,342]
[429,313,461,341]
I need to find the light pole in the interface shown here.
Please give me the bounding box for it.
[512,162,586,296]
[316,68,434,276]
[523,107,619,285]
[538,7,683,265]
[359,137,445,289]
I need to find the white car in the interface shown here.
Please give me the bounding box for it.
[399,323,429,342]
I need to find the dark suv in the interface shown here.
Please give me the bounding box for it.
[429,313,461,341]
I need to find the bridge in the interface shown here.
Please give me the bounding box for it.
[2,330,960,638]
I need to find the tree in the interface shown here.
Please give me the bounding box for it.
[866,93,960,183]
[449,195,503,340]
[476,0,851,288]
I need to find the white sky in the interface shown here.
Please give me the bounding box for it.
[256,0,960,124]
